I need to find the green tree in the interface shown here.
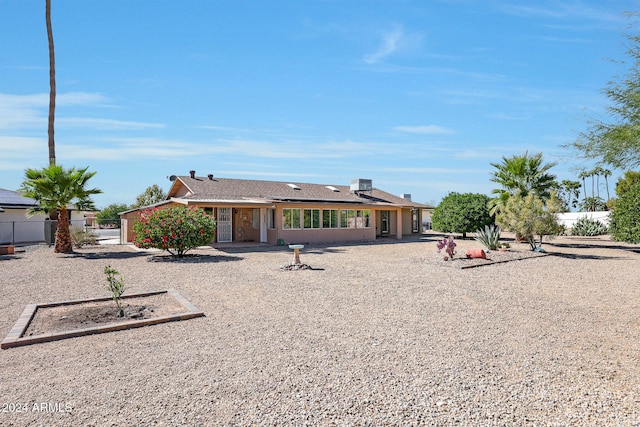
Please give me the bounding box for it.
[570,28,640,170]
[19,165,102,253]
[132,184,167,208]
[132,205,216,257]
[488,152,558,215]
[432,192,494,239]
[615,170,640,197]
[97,203,129,226]
[497,191,564,251]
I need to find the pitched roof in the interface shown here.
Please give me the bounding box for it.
[0,188,38,209]
[168,175,429,208]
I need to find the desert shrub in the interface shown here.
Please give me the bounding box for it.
[70,225,99,248]
[609,181,640,243]
[432,192,494,239]
[571,216,608,236]
[497,192,563,250]
[104,265,125,317]
[475,224,501,250]
[132,205,216,257]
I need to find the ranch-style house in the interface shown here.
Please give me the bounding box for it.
[120,171,430,245]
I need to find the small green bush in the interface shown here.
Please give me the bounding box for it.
[571,216,608,236]
[104,265,125,317]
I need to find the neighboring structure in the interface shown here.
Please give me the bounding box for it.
[0,188,44,244]
[120,172,431,245]
[0,188,91,245]
[556,211,611,230]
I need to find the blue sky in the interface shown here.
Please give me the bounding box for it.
[1,0,638,208]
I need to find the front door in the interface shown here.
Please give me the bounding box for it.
[217,207,232,242]
[381,210,390,234]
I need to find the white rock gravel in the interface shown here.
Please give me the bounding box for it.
[1,233,640,426]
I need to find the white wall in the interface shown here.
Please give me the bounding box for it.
[0,209,88,244]
[0,209,47,244]
[557,211,610,229]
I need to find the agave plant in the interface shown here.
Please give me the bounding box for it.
[475,224,501,250]
[571,216,608,236]
[436,236,456,260]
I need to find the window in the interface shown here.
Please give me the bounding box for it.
[340,209,355,228]
[268,209,275,229]
[282,208,301,230]
[252,208,260,229]
[203,207,213,215]
[356,209,371,228]
[304,209,320,229]
[322,209,338,229]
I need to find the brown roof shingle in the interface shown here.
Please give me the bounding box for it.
[169,176,428,208]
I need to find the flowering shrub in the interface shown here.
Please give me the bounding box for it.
[132,205,216,257]
[436,235,456,261]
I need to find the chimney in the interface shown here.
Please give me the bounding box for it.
[189,170,196,179]
[207,174,214,180]
[402,193,412,201]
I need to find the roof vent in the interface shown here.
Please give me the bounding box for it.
[350,179,372,192]
[189,170,196,179]
[326,185,340,192]
[287,183,301,190]
[208,174,214,180]
[168,175,177,182]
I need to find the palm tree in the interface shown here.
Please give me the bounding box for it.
[19,165,102,253]
[489,152,558,215]
[578,170,589,202]
[601,168,612,201]
[46,0,56,166]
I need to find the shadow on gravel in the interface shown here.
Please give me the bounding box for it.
[148,254,243,263]
[549,252,628,261]
[64,251,150,260]
[548,242,640,254]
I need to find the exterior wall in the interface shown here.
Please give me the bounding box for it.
[0,209,47,244]
[274,204,376,244]
[557,211,611,229]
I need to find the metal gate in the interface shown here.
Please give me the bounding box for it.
[217,207,232,242]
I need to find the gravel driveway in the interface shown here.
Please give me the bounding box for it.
[1,233,639,426]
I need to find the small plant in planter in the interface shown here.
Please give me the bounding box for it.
[436,236,456,261]
[104,265,126,317]
[499,242,511,252]
[475,224,501,251]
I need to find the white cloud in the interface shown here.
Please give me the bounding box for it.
[57,118,165,130]
[363,25,422,65]
[394,125,455,134]
[0,92,111,129]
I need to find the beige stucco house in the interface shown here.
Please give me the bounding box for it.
[120,172,431,245]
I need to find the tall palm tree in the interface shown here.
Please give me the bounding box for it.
[19,165,102,253]
[578,170,589,202]
[601,168,612,201]
[46,0,56,166]
[489,152,558,215]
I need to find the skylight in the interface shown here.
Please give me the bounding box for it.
[287,183,301,190]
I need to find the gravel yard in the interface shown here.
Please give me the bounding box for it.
[1,233,639,426]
